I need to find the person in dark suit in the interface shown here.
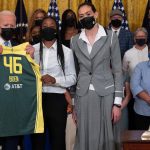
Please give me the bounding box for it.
[0,10,34,150]
[109,9,134,130]
[109,9,133,59]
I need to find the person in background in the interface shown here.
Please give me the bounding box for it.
[123,27,149,77]
[0,10,34,150]
[29,8,47,28]
[120,74,132,132]
[130,51,150,130]
[61,9,79,150]
[71,2,123,150]
[31,16,76,150]
[61,9,79,48]
[109,9,133,59]
[123,27,149,129]
[110,9,133,131]
[26,8,47,41]
[28,25,41,45]
[64,90,76,150]
[109,9,134,130]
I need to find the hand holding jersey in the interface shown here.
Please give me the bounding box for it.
[0,42,43,137]
[0,45,2,53]
[25,44,35,58]
[0,10,38,150]
[0,44,35,58]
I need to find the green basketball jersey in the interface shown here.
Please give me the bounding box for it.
[0,43,44,137]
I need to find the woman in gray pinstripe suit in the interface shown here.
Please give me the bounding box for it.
[71,2,123,150]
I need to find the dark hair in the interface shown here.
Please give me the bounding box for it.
[26,9,47,41]
[28,25,40,44]
[28,9,47,30]
[40,16,65,74]
[61,9,78,41]
[62,9,77,24]
[30,25,40,32]
[78,2,96,13]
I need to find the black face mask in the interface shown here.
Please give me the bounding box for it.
[80,16,96,30]
[135,39,146,46]
[35,19,43,26]
[1,28,15,41]
[111,19,122,28]
[66,17,76,27]
[41,27,57,41]
[32,35,41,44]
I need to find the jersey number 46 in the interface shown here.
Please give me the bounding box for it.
[3,56,22,74]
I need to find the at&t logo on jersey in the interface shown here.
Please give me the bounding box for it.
[4,83,23,90]
[4,83,11,91]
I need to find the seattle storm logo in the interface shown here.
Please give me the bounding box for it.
[4,83,11,91]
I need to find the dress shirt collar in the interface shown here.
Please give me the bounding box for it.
[111,27,121,36]
[42,40,57,50]
[79,24,107,44]
[0,36,11,47]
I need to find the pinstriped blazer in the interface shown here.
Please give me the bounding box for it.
[71,28,123,98]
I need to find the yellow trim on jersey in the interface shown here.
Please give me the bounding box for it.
[2,42,28,55]
[1,43,44,133]
[29,58,44,133]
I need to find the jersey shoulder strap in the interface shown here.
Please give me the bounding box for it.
[2,42,28,55]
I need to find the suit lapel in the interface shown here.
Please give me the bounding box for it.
[77,38,91,60]
[118,28,124,39]
[90,36,108,59]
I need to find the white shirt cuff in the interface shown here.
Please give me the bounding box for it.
[72,98,74,105]
[114,97,122,105]
[55,77,62,86]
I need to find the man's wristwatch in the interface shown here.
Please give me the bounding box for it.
[113,104,121,108]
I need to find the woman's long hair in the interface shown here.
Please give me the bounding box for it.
[61,9,78,41]
[39,16,65,75]
[26,9,47,42]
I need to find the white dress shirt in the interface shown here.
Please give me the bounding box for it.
[0,37,12,47]
[79,24,106,54]
[79,24,106,90]
[123,45,149,77]
[34,41,76,94]
[112,27,121,36]
[79,24,122,105]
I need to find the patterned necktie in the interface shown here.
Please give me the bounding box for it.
[4,41,9,46]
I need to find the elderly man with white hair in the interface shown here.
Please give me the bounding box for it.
[0,10,34,56]
[0,10,34,150]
